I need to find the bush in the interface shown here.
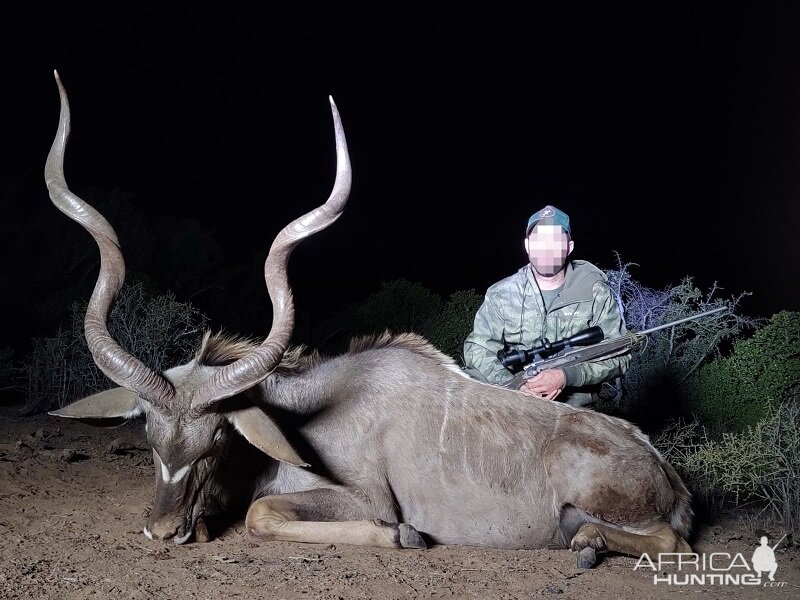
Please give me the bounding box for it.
[0,347,13,386]
[315,279,445,353]
[23,281,207,414]
[655,401,800,531]
[354,279,444,335]
[425,289,484,365]
[601,258,758,426]
[683,311,800,431]
[0,347,18,404]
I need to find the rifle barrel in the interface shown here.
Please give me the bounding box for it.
[771,533,788,551]
[636,306,728,336]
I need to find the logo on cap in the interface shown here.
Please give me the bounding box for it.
[526,205,571,237]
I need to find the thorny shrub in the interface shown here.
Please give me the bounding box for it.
[655,401,800,532]
[23,281,206,413]
[602,257,759,425]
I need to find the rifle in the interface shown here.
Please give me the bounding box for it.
[499,306,728,391]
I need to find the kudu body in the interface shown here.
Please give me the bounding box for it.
[46,72,692,566]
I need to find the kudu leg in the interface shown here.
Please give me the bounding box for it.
[569,521,691,563]
[245,489,426,549]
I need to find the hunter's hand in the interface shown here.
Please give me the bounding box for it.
[519,369,566,401]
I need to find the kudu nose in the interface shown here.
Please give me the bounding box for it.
[146,518,182,541]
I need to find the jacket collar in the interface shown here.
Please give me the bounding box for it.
[523,261,600,308]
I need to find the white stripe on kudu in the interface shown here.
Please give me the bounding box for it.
[155,451,192,484]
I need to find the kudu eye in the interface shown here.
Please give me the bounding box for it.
[213,428,223,443]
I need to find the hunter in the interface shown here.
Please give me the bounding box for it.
[464,205,630,407]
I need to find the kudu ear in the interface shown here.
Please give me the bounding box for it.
[226,407,309,467]
[49,387,143,420]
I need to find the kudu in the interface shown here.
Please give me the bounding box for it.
[46,71,692,567]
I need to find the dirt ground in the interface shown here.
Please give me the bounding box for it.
[0,411,797,600]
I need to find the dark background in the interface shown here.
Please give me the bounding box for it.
[2,1,799,353]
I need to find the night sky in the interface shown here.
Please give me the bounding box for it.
[3,2,799,354]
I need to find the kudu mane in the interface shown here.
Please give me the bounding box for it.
[196,331,319,374]
[347,331,459,368]
[198,330,456,377]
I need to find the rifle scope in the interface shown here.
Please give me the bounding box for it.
[497,326,605,369]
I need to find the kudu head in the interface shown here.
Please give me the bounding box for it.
[45,71,351,543]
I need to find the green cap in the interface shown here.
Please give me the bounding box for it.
[526,205,571,237]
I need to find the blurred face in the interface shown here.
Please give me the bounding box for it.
[524,224,573,277]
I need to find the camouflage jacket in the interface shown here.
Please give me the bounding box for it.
[463,260,630,407]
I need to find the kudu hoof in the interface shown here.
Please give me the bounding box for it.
[576,547,597,569]
[399,523,427,549]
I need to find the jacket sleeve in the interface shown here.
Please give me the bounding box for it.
[561,282,631,388]
[463,290,513,384]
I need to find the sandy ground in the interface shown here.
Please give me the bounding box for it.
[0,411,797,600]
